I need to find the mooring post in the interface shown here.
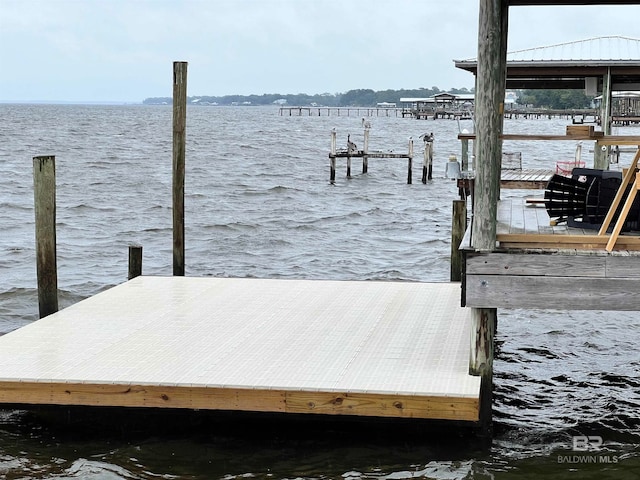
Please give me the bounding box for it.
[347,155,352,178]
[450,200,466,281]
[173,61,187,276]
[363,128,369,174]
[128,244,143,280]
[407,138,414,184]
[33,155,59,318]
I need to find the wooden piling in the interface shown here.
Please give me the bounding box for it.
[173,61,187,276]
[594,68,612,170]
[346,155,352,178]
[33,155,58,318]
[363,128,369,174]
[128,245,143,280]
[407,138,414,184]
[469,0,509,433]
[450,200,466,281]
[469,306,496,432]
[422,141,433,183]
[330,128,337,183]
[461,138,470,171]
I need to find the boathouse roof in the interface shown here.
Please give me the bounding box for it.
[454,36,640,91]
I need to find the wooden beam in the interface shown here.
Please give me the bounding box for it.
[466,252,608,277]
[458,134,640,145]
[465,274,640,310]
[496,233,640,250]
[0,381,479,422]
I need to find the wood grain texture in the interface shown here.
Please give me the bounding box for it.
[0,382,479,421]
[465,274,640,310]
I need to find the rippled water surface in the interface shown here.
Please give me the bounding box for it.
[0,104,638,479]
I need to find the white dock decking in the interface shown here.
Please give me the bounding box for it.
[0,277,480,422]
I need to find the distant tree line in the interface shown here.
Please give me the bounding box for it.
[517,89,593,110]
[142,86,474,107]
[143,87,593,109]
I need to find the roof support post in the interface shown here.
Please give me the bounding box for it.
[470,0,508,436]
[594,67,612,170]
[472,0,508,252]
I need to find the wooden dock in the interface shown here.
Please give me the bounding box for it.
[462,198,640,311]
[0,277,480,422]
[458,169,554,191]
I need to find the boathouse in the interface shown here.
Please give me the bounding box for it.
[400,93,474,119]
[455,2,640,428]
[455,34,640,167]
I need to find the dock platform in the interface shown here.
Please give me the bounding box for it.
[0,277,480,422]
[457,169,554,191]
[463,198,640,311]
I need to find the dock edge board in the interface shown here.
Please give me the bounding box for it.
[0,382,480,422]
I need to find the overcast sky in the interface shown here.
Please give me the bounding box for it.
[1,0,638,103]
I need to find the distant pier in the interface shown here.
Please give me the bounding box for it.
[279,106,403,117]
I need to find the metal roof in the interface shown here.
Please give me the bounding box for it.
[457,36,640,63]
[455,36,640,91]
[509,1,640,5]
[505,36,640,62]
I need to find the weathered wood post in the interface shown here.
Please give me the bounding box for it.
[594,68,612,170]
[128,245,143,280]
[451,200,466,281]
[173,61,187,276]
[422,139,433,183]
[346,154,352,178]
[461,138,470,171]
[469,0,508,433]
[407,138,414,184]
[33,155,59,318]
[330,128,337,183]
[363,127,369,174]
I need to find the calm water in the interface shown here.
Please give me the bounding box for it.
[0,104,638,479]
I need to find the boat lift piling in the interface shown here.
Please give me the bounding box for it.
[329,128,415,184]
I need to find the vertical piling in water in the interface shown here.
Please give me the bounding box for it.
[363,128,369,174]
[470,0,509,434]
[173,61,187,276]
[33,155,58,318]
[450,200,466,281]
[422,140,433,183]
[407,138,414,184]
[330,128,337,183]
[128,245,143,280]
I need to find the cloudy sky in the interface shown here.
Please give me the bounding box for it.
[1,0,638,103]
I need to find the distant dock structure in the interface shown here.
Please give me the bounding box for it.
[280,103,401,117]
[328,126,429,184]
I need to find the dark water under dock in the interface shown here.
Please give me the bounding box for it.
[0,104,638,478]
